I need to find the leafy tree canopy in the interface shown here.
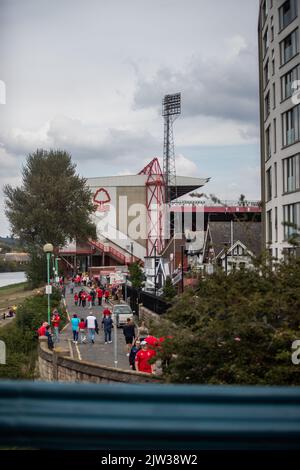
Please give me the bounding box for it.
[152,257,300,386]
[4,149,96,248]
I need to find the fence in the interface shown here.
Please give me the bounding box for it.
[124,285,171,316]
[0,380,300,449]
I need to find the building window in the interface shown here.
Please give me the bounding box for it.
[281,64,300,100]
[262,0,268,25]
[280,29,298,66]
[283,153,300,192]
[279,0,298,32]
[267,209,272,243]
[283,202,300,239]
[274,161,277,196]
[273,118,277,153]
[273,83,276,108]
[282,104,300,146]
[265,125,271,160]
[264,59,270,88]
[265,91,270,118]
[270,0,273,9]
[266,167,272,201]
[263,28,269,57]
[272,49,275,75]
[275,207,278,242]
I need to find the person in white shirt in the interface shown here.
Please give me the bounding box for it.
[86,313,97,344]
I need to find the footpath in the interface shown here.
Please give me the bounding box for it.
[58,286,132,371]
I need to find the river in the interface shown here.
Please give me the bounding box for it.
[0,272,26,288]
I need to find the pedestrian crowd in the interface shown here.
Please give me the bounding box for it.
[37,275,163,375]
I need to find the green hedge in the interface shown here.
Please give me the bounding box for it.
[0,288,66,379]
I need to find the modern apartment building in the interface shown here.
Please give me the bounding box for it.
[259,0,300,259]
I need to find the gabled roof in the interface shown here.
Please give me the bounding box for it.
[207,221,262,258]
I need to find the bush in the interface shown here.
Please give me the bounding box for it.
[0,287,65,379]
[152,258,300,385]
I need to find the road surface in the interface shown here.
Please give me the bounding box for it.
[58,286,134,370]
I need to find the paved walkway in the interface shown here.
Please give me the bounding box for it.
[57,286,133,370]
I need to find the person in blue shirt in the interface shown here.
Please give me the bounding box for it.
[71,314,80,343]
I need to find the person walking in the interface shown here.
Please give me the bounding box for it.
[71,314,80,343]
[97,287,103,306]
[123,318,136,356]
[81,291,87,308]
[78,289,83,307]
[51,310,61,344]
[135,341,156,374]
[70,280,75,294]
[79,317,87,344]
[74,292,79,306]
[129,339,141,370]
[86,312,97,344]
[102,307,111,317]
[87,293,93,309]
[90,288,96,306]
[104,288,110,304]
[102,315,113,344]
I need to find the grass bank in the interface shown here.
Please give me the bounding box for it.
[0,288,66,379]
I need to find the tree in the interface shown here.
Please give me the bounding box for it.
[128,262,144,289]
[4,149,96,285]
[152,258,300,386]
[163,276,177,301]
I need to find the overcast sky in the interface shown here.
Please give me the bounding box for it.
[0,0,260,237]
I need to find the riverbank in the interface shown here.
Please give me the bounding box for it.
[0,282,35,316]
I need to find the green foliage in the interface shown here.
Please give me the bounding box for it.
[0,288,65,379]
[163,276,177,301]
[128,262,144,289]
[0,259,24,273]
[25,246,47,288]
[152,259,300,385]
[4,149,96,285]
[4,148,96,247]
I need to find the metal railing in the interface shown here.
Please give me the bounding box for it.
[0,381,299,450]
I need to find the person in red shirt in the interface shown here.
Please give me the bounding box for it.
[102,307,111,317]
[74,292,79,306]
[87,293,92,309]
[135,341,156,374]
[104,289,110,303]
[97,288,103,306]
[37,322,48,337]
[79,317,87,343]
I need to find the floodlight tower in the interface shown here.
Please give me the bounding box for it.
[162,93,181,203]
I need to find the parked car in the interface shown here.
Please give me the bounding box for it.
[112,304,134,327]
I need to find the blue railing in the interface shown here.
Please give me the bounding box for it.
[0,381,300,450]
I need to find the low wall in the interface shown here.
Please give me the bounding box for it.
[38,338,160,384]
[139,305,160,323]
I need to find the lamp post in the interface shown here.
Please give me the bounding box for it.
[43,243,54,324]
[113,311,119,368]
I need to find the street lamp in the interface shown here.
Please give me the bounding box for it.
[113,311,119,368]
[43,243,54,324]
